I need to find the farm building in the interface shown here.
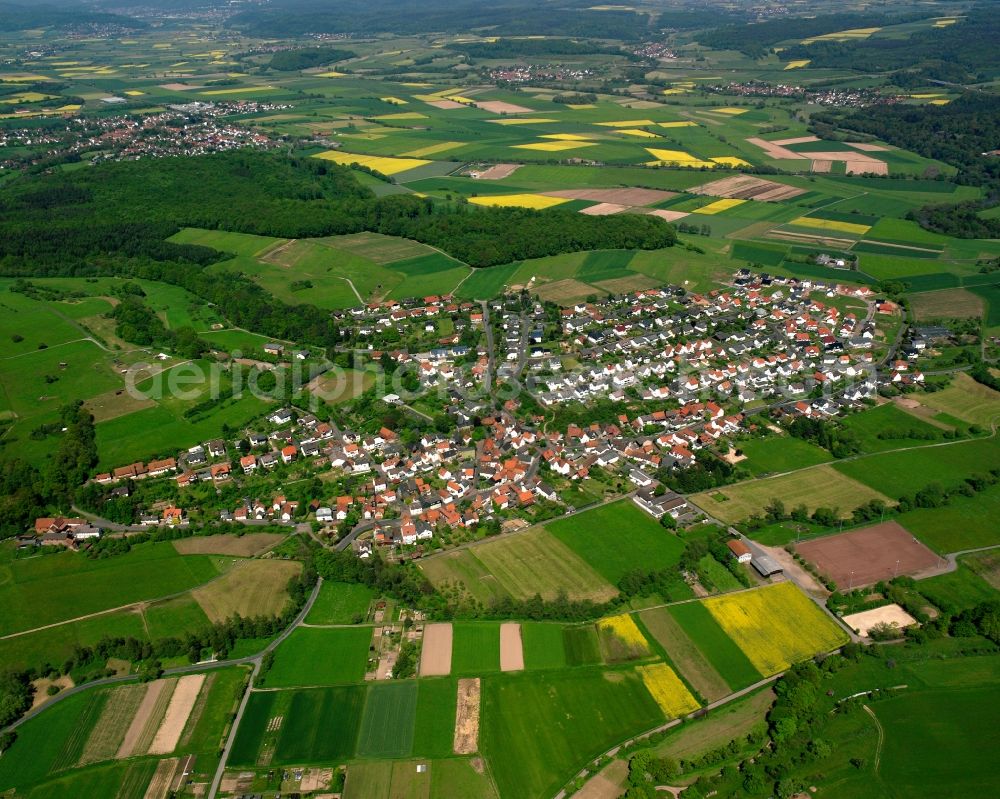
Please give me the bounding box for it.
[727,539,752,563]
[751,553,783,578]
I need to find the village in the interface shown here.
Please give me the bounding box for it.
[19,268,932,562]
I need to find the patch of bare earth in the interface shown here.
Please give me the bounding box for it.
[148,674,206,755]
[579,202,629,216]
[300,768,333,792]
[574,759,629,799]
[499,622,524,672]
[476,100,535,114]
[472,163,521,180]
[453,678,481,755]
[643,209,689,222]
[29,675,74,711]
[117,679,171,759]
[419,623,453,676]
[843,604,917,637]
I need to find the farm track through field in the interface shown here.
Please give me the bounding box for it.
[863,704,884,772]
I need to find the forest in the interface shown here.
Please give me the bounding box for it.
[267,46,356,71]
[780,10,1000,83]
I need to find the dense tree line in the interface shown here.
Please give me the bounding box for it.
[781,10,1000,84]
[787,416,860,458]
[267,46,355,71]
[696,12,921,59]
[229,0,653,40]
[110,296,208,359]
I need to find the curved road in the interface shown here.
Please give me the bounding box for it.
[2,578,323,737]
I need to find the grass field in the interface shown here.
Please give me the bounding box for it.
[874,685,1000,797]
[691,465,892,524]
[0,541,223,637]
[840,403,948,453]
[345,757,497,799]
[666,602,762,690]
[263,626,371,687]
[452,528,618,602]
[916,561,998,613]
[546,500,686,585]
[304,581,374,624]
[172,533,285,557]
[704,583,849,676]
[911,374,1000,427]
[356,681,418,758]
[451,622,501,675]
[833,437,1000,499]
[562,625,604,667]
[191,559,301,623]
[638,607,731,702]
[737,436,833,475]
[417,549,512,605]
[412,678,458,759]
[521,623,569,671]
[481,668,665,799]
[897,482,1000,552]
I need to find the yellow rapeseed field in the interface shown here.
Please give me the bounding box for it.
[784,60,811,70]
[658,121,698,128]
[380,96,408,105]
[705,583,849,676]
[468,194,570,210]
[616,129,661,138]
[316,71,345,77]
[402,141,465,157]
[514,140,597,152]
[489,118,559,125]
[594,119,655,127]
[637,664,700,718]
[597,614,650,652]
[790,217,871,235]
[567,104,596,109]
[645,148,717,169]
[312,151,430,176]
[711,156,753,168]
[710,107,748,115]
[540,133,593,141]
[694,198,746,215]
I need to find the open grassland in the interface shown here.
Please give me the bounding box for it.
[172,533,285,557]
[666,602,762,690]
[417,549,512,605]
[304,580,375,624]
[911,374,1000,427]
[230,685,367,767]
[833,437,1000,499]
[738,436,833,475]
[704,583,849,676]
[191,559,301,623]
[915,561,998,613]
[636,663,700,718]
[840,403,948,453]
[481,668,664,799]
[456,528,618,603]
[546,500,686,585]
[911,288,986,321]
[0,541,222,637]
[143,594,212,640]
[357,681,418,758]
[452,622,501,675]
[874,685,1000,797]
[897,482,1000,552]
[637,607,731,702]
[691,465,891,524]
[264,626,371,687]
[413,678,458,759]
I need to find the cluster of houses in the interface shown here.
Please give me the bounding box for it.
[39,269,933,558]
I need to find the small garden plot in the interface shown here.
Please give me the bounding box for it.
[704,583,849,677]
[357,681,418,758]
[451,622,501,675]
[596,614,652,663]
[264,626,372,687]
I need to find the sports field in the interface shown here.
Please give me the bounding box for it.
[795,521,945,588]
[690,465,892,524]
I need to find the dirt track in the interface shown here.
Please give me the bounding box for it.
[453,678,481,755]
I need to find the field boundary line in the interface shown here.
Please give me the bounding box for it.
[863,704,884,772]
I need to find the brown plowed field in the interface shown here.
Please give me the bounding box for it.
[795,521,946,588]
